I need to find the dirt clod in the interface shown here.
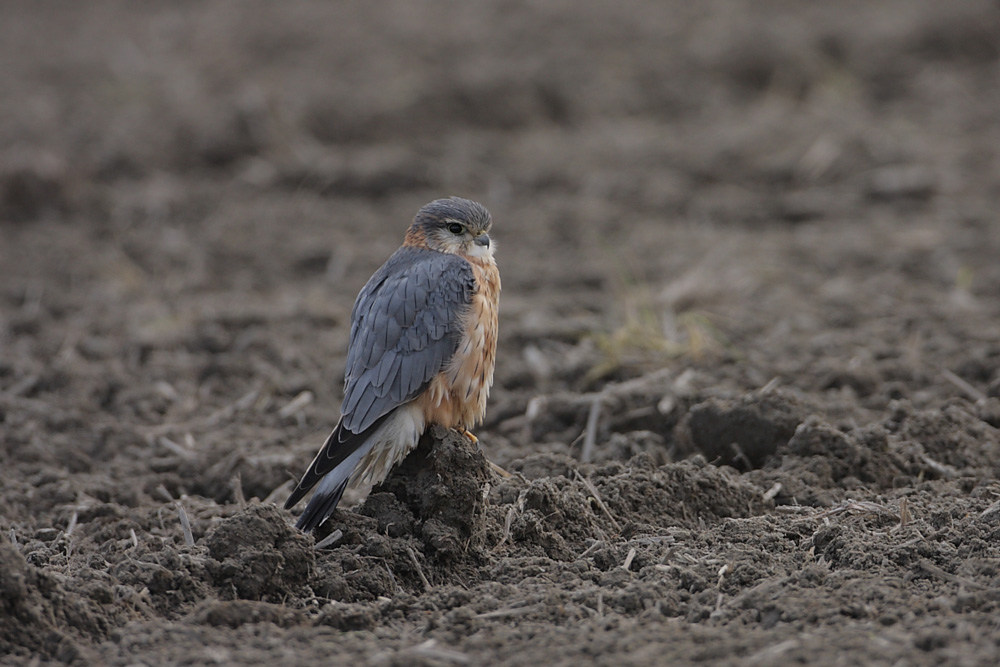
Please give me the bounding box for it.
[205,504,315,601]
[368,426,494,561]
[676,389,811,468]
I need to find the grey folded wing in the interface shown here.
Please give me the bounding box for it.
[340,247,475,433]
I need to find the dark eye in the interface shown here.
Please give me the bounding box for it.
[447,223,464,235]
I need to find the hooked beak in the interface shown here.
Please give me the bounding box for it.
[475,233,491,248]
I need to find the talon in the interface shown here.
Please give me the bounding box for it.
[459,428,479,444]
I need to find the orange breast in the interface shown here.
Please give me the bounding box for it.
[416,256,500,429]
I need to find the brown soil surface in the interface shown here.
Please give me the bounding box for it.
[3,1,1000,665]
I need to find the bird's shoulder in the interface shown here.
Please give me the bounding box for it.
[380,245,471,276]
[339,247,476,432]
[355,247,475,309]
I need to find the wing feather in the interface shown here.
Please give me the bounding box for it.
[341,247,474,434]
[286,248,474,512]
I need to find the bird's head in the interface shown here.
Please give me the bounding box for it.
[405,197,494,259]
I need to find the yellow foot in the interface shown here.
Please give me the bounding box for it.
[458,428,479,444]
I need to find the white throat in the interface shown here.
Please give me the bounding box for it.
[465,242,495,260]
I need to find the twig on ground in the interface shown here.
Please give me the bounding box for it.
[399,639,471,665]
[628,535,674,547]
[762,482,782,502]
[898,497,911,527]
[493,505,518,552]
[812,499,897,521]
[729,441,752,471]
[917,559,1000,595]
[383,563,399,595]
[314,529,343,550]
[143,387,261,438]
[759,377,781,394]
[579,539,603,559]
[622,547,637,571]
[714,564,731,612]
[782,499,899,523]
[231,474,246,507]
[156,436,194,460]
[475,603,541,620]
[581,395,603,463]
[940,368,986,402]
[176,501,195,546]
[487,460,512,478]
[279,390,314,418]
[920,455,958,479]
[513,368,678,438]
[979,499,1000,522]
[574,470,622,534]
[774,504,810,514]
[406,546,432,591]
[746,639,800,665]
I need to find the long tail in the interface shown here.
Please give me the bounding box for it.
[284,415,388,532]
[292,437,377,532]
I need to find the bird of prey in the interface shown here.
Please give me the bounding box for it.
[284,197,500,532]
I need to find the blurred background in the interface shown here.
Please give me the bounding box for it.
[2,0,999,485]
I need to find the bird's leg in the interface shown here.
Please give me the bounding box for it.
[455,428,512,478]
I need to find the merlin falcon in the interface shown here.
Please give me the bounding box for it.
[285,197,500,532]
